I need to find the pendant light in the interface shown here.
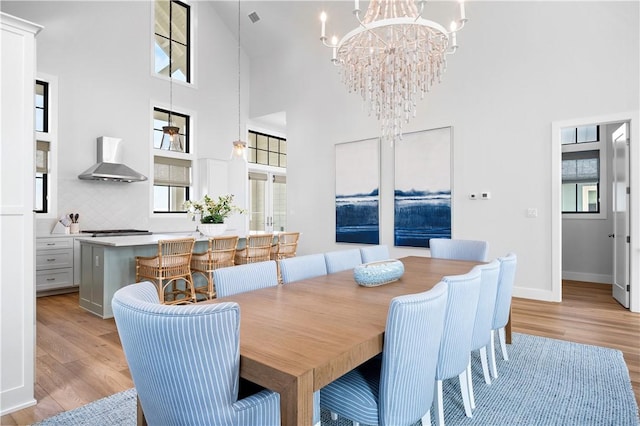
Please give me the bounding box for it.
[231,0,247,161]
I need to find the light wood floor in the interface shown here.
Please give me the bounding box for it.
[2,281,639,425]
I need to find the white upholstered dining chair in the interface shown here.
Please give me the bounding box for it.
[433,267,482,426]
[360,245,390,263]
[429,238,489,262]
[212,260,279,298]
[467,259,501,410]
[324,248,362,273]
[320,282,449,426]
[489,253,518,378]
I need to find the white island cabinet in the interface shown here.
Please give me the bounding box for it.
[77,234,208,318]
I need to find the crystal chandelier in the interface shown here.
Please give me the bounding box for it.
[320,0,467,143]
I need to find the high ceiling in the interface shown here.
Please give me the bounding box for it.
[207,1,362,60]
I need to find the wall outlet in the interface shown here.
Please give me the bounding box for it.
[527,208,538,218]
[481,191,491,200]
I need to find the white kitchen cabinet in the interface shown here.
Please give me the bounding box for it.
[35,237,79,293]
[1,11,41,415]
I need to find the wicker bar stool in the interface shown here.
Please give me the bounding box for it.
[190,235,239,300]
[234,234,274,265]
[270,232,300,261]
[271,232,300,283]
[135,237,196,305]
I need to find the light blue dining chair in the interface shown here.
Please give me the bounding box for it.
[320,282,449,426]
[360,245,390,263]
[213,260,279,298]
[279,253,328,284]
[433,267,482,426]
[429,238,489,262]
[489,253,518,379]
[112,281,280,426]
[324,248,363,273]
[466,259,501,411]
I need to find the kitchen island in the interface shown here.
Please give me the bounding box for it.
[77,232,213,318]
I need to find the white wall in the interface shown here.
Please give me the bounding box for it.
[249,1,640,301]
[0,0,250,235]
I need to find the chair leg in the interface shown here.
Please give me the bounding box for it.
[467,362,476,410]
[433,380,445,426]
[498,327,509,361]
[421,410,432,426]
[489,329,498,379]
[480,346,492,385]
[458,371,473,418]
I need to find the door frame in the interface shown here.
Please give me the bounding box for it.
[551,110,640,313]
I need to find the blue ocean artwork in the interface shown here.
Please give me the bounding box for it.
[394,190,451,248]
[336,189,379,244]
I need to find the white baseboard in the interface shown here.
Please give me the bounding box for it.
[512,286,558,302]
[562,271,612,284]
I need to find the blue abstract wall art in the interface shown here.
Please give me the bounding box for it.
[394,127,452,248]
[335,138,380,244]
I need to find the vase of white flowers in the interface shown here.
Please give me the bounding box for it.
[183,194,245,236]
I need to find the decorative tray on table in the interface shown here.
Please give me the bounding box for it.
[353,259,405,287]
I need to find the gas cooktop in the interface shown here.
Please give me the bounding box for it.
[81,229,152,237]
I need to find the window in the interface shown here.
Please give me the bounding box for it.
[34,80,51,213]
[153,107,191,213]
[562,150,600,213]
[561,125,599,145]
[248,130,287,168]
[35,141,49,213]
[153,107,189,152]
[35,80,48,132]
[154,0,190,82]
[561,125,603,215]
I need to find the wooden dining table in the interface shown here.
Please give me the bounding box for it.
[136,255,510,426]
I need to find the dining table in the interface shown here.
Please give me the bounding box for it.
[136,255,509,426]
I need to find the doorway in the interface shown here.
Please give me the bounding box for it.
[552,112,638,312]
[248,170,287,232]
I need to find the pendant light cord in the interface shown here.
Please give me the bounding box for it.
[237,0,241,142]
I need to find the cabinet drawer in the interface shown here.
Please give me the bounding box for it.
[36,250,73,270]
[37,238,73,250]
[36,269,74,291]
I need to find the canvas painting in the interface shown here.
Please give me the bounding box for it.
[394,127,452,248]
[335,138,380,244]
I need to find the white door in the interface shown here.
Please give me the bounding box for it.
[248,171,286,232]
[612,122,630,308]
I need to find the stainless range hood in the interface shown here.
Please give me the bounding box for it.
[78,137,147,182]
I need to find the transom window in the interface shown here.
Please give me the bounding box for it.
[248,130,287,168]
[561,125,599,145]
[154,0,190,82]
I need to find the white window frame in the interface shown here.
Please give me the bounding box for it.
[35,73,58,219]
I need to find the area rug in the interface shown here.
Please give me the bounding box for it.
[34,333,639,426]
